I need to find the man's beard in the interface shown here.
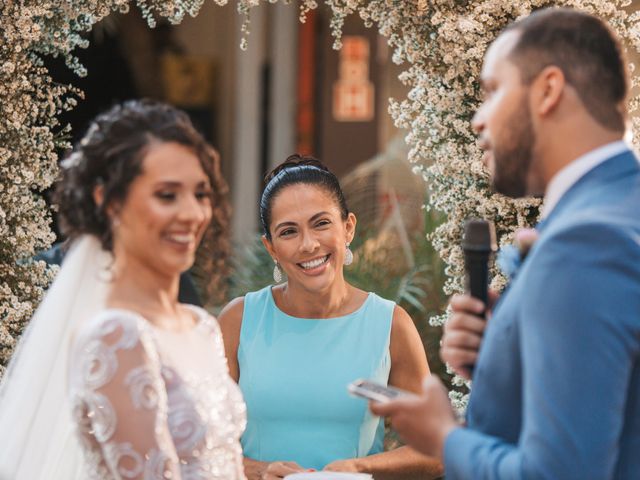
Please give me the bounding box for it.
[491,96,535,198]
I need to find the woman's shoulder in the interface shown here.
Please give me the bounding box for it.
[181,303,216,329]
[217,296,247,343]
[358,291,397,324]
[365,290,397,308]
[218,285,273,325]
[358,291,416,345]
[73,308,151,351]
[69,310,165,393]
[244,285,274,305]
[82,308,147,334]
[389,303,416,334]
[218,296,246,325]
[70,310,160,385]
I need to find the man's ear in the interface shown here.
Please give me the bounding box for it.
[261,234,277,262]
[532,65,565,117]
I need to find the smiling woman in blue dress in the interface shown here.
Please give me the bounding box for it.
[219,155,443,480]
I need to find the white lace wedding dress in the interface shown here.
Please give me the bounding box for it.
[68,305,246,480]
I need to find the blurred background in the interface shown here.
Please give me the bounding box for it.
[45,2,455,383]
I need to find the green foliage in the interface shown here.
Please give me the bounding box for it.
[228,236,276,301]
[349,209,449,372]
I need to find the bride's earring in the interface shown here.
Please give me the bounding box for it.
[344,242,353,266]
[273,259,284,283]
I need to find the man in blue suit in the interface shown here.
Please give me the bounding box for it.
[373,7,640,479]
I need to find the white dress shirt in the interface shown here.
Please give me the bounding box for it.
[541,140,631,219]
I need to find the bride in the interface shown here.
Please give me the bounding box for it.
[0,100,246,479]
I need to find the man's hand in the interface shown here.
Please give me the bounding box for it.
[440,293,495,379]
[370,376,458,459]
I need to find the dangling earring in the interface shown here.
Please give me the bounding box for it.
[273,259,284,283]
[344,242,353,266]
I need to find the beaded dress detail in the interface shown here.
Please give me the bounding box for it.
[68,306,246,480]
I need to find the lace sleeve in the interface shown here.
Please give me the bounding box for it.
[72,313,182,480]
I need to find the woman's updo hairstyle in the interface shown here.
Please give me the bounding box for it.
[260,154,349,240]
[55,99,231,303]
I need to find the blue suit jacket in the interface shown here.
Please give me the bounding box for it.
[444,150,640,479]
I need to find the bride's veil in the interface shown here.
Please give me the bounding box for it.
[0,235,110,480]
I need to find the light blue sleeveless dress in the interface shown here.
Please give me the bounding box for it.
[238,286,394,470]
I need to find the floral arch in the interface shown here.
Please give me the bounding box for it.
[1,1,639,403]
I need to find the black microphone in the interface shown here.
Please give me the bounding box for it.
[462,219,497,317]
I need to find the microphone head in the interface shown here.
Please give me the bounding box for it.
[463,218,497,252]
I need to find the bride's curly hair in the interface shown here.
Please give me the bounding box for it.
[55,99,230,305]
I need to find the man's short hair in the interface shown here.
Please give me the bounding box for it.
[506,7,628,132]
